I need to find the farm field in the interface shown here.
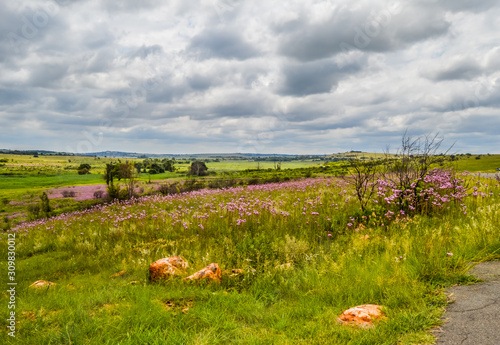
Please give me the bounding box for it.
[449,154,500,173]
[1,171,499,344]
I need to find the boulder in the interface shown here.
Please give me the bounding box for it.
[337,304,385,328]
[149,256,188,282]
[29,280,56,289]
[184,263,221,283]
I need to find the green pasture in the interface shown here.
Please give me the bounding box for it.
[1,175,499,344]
[450,154,500,173]
[205,160,320,172]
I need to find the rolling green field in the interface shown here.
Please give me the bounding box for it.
[0,154,325,227]
[449,154,500,173]
[1,153,499,228]
[1,172,499,344]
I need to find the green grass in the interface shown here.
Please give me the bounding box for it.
[1,175,499,344]
[205,160,320,172]
[450,154,500,172]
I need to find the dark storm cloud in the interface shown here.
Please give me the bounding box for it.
[277,3,450,62]
[188,29,259,61]
[278,58,363,97]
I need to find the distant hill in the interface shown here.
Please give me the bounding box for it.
[2,148,392,161]
[0,149,323,159]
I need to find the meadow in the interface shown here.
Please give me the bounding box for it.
[0,154,326,227]
[1,164,499,344]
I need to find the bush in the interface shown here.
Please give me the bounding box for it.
[40,192,51,217]
[62,190,76,198]
[93,190,105,199]
[27,204,41,220]
[107,184,120,200]
[158,183,180,195]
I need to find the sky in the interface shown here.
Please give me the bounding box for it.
[1,0,499,155]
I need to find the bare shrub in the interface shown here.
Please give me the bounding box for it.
[342,160,379,212]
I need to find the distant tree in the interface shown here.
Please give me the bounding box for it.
[190,161,208,176]
[134,162,143,174]
[162,158,176,172]
[104,163,120,185]
[77,163,91,175]
[118,162,137,199]
[104,163,120,199]
[148,163,165,174]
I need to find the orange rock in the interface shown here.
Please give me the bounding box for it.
[29,280,56,289]
[337,304,385,328]
[184,263,222,283]
[149,256,188,282]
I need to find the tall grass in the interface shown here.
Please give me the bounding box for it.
[1,175,499,344]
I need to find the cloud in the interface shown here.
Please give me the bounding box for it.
[1,0,499,154]
[423,58,484,81]
[277,3,450,62]
[424,0,500,13]
[278,58,364,96]
[129,45,163,60]
[29,63,69,88]
[188,28,259,61]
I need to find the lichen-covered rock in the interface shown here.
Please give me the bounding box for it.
[149,256,188,282]
[184,263,221,283]
[29,280,56,289]
[337,304,385,328]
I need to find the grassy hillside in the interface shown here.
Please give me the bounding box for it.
[1,174,499,344]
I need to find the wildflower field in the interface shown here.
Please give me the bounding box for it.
[1,170,500,344]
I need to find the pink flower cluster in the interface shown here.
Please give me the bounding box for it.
[372,169,472,220]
